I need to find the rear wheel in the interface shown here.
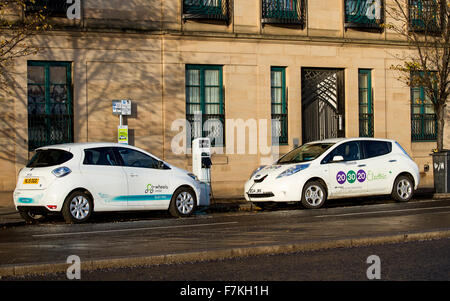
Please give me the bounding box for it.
[19,211,46,224]
[62,191,93,223]
[392,175,414,202]
[169,187,197,217]
[301,181,327,209]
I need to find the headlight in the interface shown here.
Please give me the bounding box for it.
[250,165,266,178]
[276,164,310,179]
[188,173,199,181]
[52,166,72,178]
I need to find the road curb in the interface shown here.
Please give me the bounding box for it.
[1,229,450,278]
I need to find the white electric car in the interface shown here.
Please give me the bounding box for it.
[14,143,208,223]
[245,138,420,209]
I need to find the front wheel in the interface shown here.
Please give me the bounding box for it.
[301,181,327,209]
[392,175,414,202]
[169,187,197,217]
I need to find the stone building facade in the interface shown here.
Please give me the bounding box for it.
[0,0,448,199]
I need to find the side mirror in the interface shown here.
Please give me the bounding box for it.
[157,160,166,169]
[332,155,344,162]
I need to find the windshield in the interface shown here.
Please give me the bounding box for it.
[277,143,335,164]
[27,149,73,168]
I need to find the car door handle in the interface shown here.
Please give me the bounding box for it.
[129,173,138,178]
[357,164,366,167]
[388,160,397,163]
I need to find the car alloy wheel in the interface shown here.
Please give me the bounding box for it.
[392,175,413,202]
[62,190,93,223]
[301,181,327,209]
[169,187,197,217]
[176,191,194,215]
[69,195,91,220]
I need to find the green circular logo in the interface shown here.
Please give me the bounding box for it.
[347,170,356,184]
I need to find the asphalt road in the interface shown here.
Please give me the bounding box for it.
[1,197,450,278]
[5,238,450,281]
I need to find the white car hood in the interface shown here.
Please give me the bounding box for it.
[252,164,297,181]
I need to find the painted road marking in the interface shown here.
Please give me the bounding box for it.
[32,221,239,238]
[315,205,450,218]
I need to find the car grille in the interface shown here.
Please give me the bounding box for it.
[247,192,274,198]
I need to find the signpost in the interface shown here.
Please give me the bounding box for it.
[113,100,132,144]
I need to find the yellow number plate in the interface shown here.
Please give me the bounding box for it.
[23,178,39,184]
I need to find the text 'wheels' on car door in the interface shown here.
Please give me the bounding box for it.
[323,141,367,197]
[116,147,172,208]
[81,147,127,209]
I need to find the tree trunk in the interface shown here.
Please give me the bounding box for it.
[436,101,446,152]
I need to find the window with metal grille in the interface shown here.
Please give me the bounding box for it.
[344,0,384,30]
[183,0,229,23]
[27,61,73,150]
[271,67,288,145]
[408,0,442,32]
[358,69,374,137]
[25,0,71,17]
[261,0,305,26]
[186,65,224,147]
[410,73,437,141]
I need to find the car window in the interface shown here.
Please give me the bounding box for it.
[83,147,119,166]
[322,142,362,163]
[363,141,392,159]
[116,148,159,169]
[26,149,73,168]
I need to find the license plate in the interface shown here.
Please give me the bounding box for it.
[23,178,39,184]
[249,188,263,194]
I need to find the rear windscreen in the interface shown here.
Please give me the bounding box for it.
[26,149,74,168]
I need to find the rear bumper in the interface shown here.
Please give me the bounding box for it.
[13,188,62,212]
[16,205,53,214]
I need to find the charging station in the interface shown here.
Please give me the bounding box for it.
[192,138,212,206]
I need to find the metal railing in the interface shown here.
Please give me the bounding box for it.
[344,0,384,29]
[25,0,70,17]
[28,114,73,150]
[411,113,437,141]
[262,0,304,25]
[183,0,229,22]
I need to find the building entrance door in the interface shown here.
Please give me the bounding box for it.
[301,68,345,143]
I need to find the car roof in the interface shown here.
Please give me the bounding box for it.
[36,142,130,151]
[307,137,396,144]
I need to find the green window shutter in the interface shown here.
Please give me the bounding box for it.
[358,69,374,137]
[27,61,73,151]
[271,67,288,145]
[186,65,224,147]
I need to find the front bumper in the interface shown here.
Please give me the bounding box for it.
[244,178,303,202]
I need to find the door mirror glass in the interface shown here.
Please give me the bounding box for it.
[157,160,165,169]
[332,155,344,162]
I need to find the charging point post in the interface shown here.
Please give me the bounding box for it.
[192,138,212,206]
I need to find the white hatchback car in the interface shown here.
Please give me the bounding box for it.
[245,138,420,209]
[14,143,209,223]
